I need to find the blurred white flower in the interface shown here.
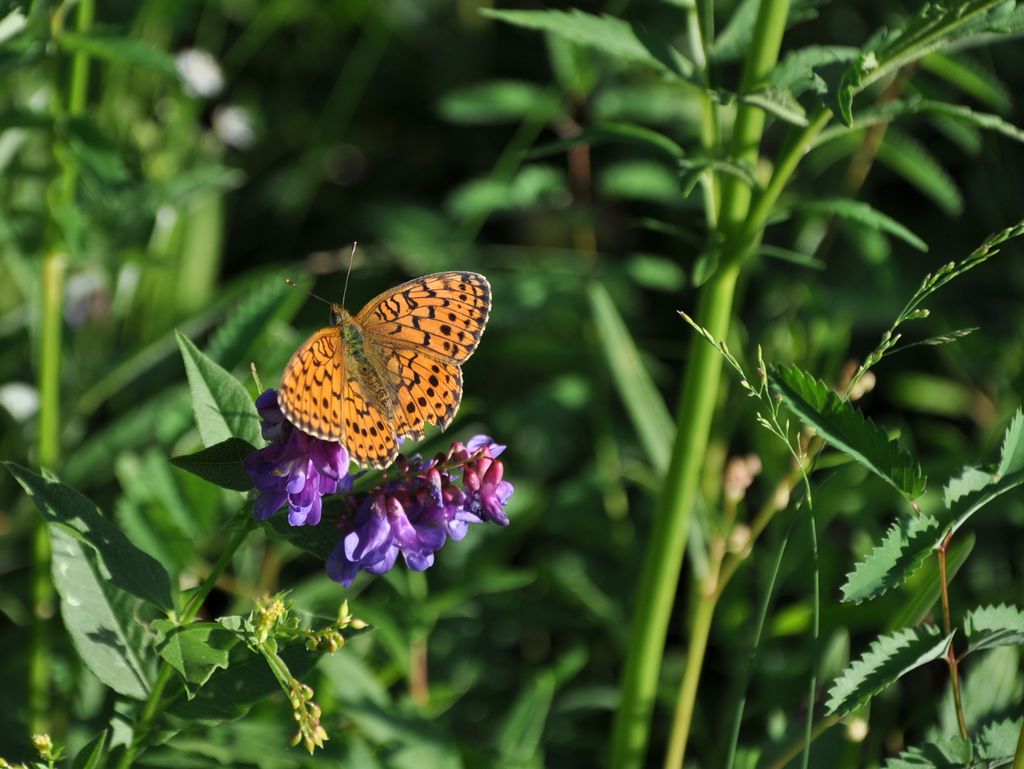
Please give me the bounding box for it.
[175,48,224,99]
[213,105,257,149]
[0,382,39,421]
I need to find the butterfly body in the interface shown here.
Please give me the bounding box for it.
[278,272,491,469]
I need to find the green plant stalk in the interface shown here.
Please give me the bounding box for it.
[609,2,792,767]
[115,515,258,769]
[937,532,969,740]
[31,0,96,733]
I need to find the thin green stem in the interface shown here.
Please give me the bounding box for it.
[609,2,793,767]
[115,515,258,769]
[664,582,717,769]
[938,532,969,741]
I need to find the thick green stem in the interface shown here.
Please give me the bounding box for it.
[608,2,792,767]
[1014,716,1024,769]
[32,0,96,733]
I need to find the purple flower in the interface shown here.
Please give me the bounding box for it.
[326,436,513,587]
[245,389,351,526]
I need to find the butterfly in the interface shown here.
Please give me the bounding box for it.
[277,272,491,469]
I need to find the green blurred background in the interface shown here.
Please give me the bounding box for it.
[2,0,1024,766]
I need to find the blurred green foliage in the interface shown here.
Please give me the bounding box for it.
[2,0,1024,767]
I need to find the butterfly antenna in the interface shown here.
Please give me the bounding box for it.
[341,241,358,308]
[283,278,332,306]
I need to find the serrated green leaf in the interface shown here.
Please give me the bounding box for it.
[57,30,178,78]
[945,469,1024,540]
[974,717,1023,764]
[170,437,256,492]
[882,737,973,769]
[6,463,174,611]
[944,466,998,507]
[826,626,952,716]
[438,80,563,125]
[841,515,940,604]
[771,44,859,93]
[176,331,261,448]
[71,730,109,769]
[152,620,239,696]
[997,409,1024,476]
[772,365,927,499]
[817,1,1019,125]
[528,121,685,159]
[787,198,927,252]
[482,8,693,80]
[589,282,673,474]
[964,605,1024,654]
[742,87,808,126]
[877,129,963,216]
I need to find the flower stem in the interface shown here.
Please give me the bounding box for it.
[115,514,258,769]
[609,2,792,767]
[938,532,969,741]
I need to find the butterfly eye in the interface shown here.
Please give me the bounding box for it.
[330,304,345,326]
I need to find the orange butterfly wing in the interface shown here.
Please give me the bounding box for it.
[341,375,399,469]
[278,327,346,441]
[277,327,400,468]
[355,271,491,364]
[356,272,490,440]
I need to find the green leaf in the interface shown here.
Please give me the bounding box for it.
[975,718,1024,765]
[963,605,1024,654]
[742,87,808,127]
[997,408,1024,477]
[152,620,239,695]
[588,282,673,474]
[679,156,759,198]
[437,80,563,124]
[770,45,859,93]
[944,466,998,507]
[6,463,173,610]
[447,165,568,219]
[786,198,927,252]
[64,117,129,184]
[817,1,1021,125]
[826,626,952,716]
[944,469,1024,540]
[882,737,973,769]
[497,671,556,763]
[528,121,685,159]
[71,730,109,769]
[877,129,963,216]
[176,330,261,448]
[757,245,825,270]
[772,365,927,500]
[841,515,940,604]
[169,644,322,722]
[920,52,1011,113]
[170,437,257,492]
[51,527,153,699]
[481,8,693,80]
[56,30,179,77]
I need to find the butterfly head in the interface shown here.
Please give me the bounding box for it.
[330,303,352,327]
